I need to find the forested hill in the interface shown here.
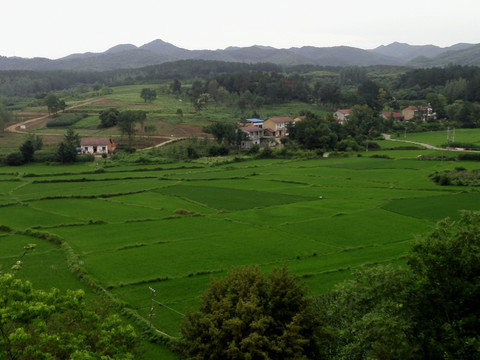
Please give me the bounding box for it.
[0,39,478,72]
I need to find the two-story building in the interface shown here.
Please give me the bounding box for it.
[263,117,294,137]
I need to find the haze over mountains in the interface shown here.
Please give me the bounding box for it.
[1,39,479,72]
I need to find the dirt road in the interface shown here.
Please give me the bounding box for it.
[5,98,104,134]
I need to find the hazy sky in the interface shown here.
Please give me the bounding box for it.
[2,0,478,59]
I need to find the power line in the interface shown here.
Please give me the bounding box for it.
[153,299,185,316]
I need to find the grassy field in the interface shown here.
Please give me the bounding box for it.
[390,128,480,147]
[1,149,480,358]
[2,85,480,358]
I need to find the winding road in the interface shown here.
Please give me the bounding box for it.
[4,98,104,134]
[382,133,480,153]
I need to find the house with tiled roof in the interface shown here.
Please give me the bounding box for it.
[79,138,116,155]
[382,112,404,121]
[263,117,294,137]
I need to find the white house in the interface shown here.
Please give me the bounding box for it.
[333,109,351,124]
[79,138,116,155]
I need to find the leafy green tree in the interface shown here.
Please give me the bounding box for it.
[140,88,157,103]
[407,211,480,360]
[194,93,211,112]
[203,122,236,144]
[19,139,35,163]
[181,265,327,359]
[25,133,43,151]
[319,211,480,360]
[294,116,338,151]
[118,110,146,142]
[44,94,64,115]
[99,107,120,128]
[426,92,447,119]
[56,128,80,163]
[319,265,416,360]
[170,79,182,95]
[0,273,141,359]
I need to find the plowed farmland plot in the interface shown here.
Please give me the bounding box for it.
[1,155,479,339]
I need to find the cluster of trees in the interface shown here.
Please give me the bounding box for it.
[0,259,141,359]
[180,211,480,359]
[5,134,43,165]
[140,88,157,103]
[99,108,146,140]
[286,110,388,153]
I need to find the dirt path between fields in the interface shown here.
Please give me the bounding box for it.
[382,133,480,152]
[4,98,104,134]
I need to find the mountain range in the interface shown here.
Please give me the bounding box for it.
[1,39,479,72]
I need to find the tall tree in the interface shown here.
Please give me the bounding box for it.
[140,88,157,103]
[181,265,327,359]
[407,211,480,359]
[118,110,146,142]
[19,139,35,163]
[56,128,80,163]
[44,94,64,115]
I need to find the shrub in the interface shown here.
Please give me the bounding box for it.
[33,151,57,163]
[257,147,274,158]
[6,152,25,166]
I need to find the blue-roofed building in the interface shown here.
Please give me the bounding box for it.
[245,118,264,128]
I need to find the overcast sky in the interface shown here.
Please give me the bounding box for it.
[2,0,479,59]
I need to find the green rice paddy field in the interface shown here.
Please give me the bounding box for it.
[1,152,480,357]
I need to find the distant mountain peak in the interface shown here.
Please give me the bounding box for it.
[106,44,138,54]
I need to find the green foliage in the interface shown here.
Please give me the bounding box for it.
[429,168,480,186]
[99,108,120,128]
[0,273,141,359]
[56,128,80,163]
[320,211,480,360]
[180,265,327,359]
[46,113,87,128]
[43,93,65,115]
[406,211,480,360]
[118,110,146,141]
[19,140,35,163]
[6,152,25,166]
[140,88,157,103]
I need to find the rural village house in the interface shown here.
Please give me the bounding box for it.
[382,112,404,121]
[263,117,294,137]
[245,118,264,128]
[333,109,351,124]
[402,105,435,121]
[79,137,116,155]
[240,126,268,149]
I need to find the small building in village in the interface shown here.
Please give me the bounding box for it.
[245,118,264,128]
[79,138,116,155]
[382,112,404,121]
[333,109,351,124]
[263,117,294,137]
[240,126,267,149]
[402,105,435,122]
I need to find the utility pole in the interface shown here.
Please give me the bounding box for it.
[149,287,156,328]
